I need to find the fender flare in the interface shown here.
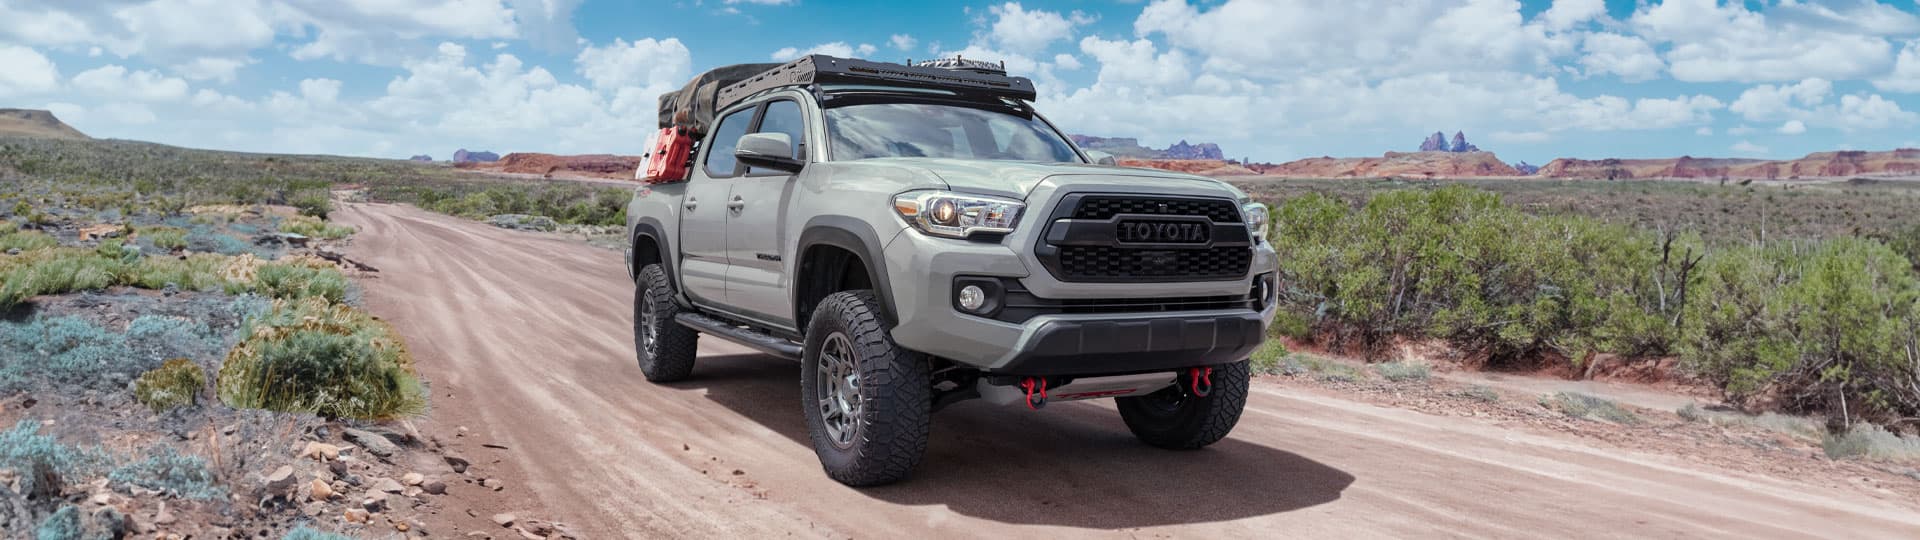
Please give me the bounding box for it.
[794,216,896,323]
[629,217,677,294]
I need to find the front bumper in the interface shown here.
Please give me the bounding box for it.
[991,310,1265,376]
[883,221,1279,376]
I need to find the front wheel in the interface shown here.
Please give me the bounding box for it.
[635,264,699,382]
[1116,360,1250,449]
[800,290,930,486]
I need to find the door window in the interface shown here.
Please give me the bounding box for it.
[748,100,806,175]
[704,106,756,177]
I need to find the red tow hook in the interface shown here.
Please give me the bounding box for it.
[1188,367,1214,397]
[1021,377,1049,410]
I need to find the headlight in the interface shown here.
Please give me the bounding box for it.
[1242,202,1269,242]
[893,191,1025,239]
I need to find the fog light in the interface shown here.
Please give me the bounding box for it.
[958,285,987,312]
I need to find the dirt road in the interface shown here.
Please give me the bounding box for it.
[334,202,1920,539]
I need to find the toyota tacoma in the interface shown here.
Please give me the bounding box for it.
[626,55,1279,486]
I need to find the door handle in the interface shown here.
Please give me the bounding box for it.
[683,198,698,211]
[727,196,746,211]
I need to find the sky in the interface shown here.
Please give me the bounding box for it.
[1,0,1919,165]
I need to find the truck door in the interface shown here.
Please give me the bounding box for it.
[724,99,806,324]
[678,105,756,306]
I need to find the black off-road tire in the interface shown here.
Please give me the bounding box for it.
[634,264,699,382]
[800,290,931,487]
[1116,360,1250,449]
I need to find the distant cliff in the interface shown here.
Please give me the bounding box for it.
[0,109,89,140]
[1070,135,1224,160]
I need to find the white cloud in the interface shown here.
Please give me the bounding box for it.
[191,88,253,111]
[1537,0,1606,31]
[1489,130,1551,143]
[575,38,692,91]
[1731,78,1916,131]
[299,78,341,103]
[98,102,159,125]
[986,2,1092,54]
[1875,39,1920,93]
[1629,0,1912,83]
[1730,140,1768,155]
[0,44,61,97]
[1053,53,1081,71]
[72,65,190,102]
[1579,33,1663,82]
[890,34,917,51]
[769,42,874,61]
[1695,126,1712,136]
[170,57,253,83]
[1777,120,1806,135]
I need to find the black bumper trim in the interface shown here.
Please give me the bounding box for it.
[994,311,1265,377]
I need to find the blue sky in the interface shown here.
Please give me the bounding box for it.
[2,0,1919,165]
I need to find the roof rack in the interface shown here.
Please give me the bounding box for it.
[716,55,1037,112]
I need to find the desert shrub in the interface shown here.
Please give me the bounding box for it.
[0,247,130,306]
[1452,384,1501,403]
[218,297,425,420]
[290,191,332,219]
[1248,339,1288,374]
[1678,238,1920,420]
[0,420,108,498]
[1374,361,1431,382]
[139,225,189,250]
[1,314,228,392]
[1282,355,1366,382]
[129,253,227,291]
[36,505,82,540]
[185,230,253,255]
[277,216,353,239]
[1270,188,1689,363]
[1822,423,1920,462]
[249,262,349,303]
[109,445,224,500]
[284,526,355,540]
[0,227,56,252]
[132,359,207,412]
[1676,404,1824,440]
[1538,392,1639,424]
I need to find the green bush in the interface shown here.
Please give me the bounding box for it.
[250,262,349,303]
[218,297,426,420]
[36,505,82,540]
[0,227,57,252]
[132,359,206,412]
[285,526,355,540]
[1538,392,1640,424]
[0,420,108,498]
[1822,423,1920,462]
[1248,339,1288,374]
[1374,361,1431,382]
[1678,238,1920,419]
[109,445,224,500]
[0,245,350,309]
[278,216,353,240]
[290,191,332,219]
[140,225,189,250]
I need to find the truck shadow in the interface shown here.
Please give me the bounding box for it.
[675,353,1355,529]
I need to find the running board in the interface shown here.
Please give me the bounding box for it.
[674,312,803,360]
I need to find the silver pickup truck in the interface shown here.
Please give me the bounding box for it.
[626,55,1279,486]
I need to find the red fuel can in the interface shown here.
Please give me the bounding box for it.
[642,127,694,184]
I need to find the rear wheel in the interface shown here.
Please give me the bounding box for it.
[635,264,699,382]
[800,290,930,486]
[1116,360,1250,449]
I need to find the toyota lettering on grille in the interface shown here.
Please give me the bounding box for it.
[1116,220,1210,244]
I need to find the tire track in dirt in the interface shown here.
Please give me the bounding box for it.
[335,202,1920,539]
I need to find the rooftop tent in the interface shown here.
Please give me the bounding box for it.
[657,62,781,136]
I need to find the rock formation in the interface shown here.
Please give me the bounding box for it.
[1070,135,1225,160]
[0,109,90,140]
[452,149,500,163]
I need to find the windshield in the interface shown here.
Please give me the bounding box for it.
[823,102,1081,163]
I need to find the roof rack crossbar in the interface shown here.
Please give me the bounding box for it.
[716,55,1037,112]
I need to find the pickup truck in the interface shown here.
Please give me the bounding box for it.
[626,55,1279,486]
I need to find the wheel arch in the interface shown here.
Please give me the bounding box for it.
[794,216,896,328]
[629,218,675,291]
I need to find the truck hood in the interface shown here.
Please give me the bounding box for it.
[847,158,1241,200]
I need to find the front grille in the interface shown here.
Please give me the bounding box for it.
[1072,196,1242,222]
[1057,245,1252,280]
[1037,194,1253,283]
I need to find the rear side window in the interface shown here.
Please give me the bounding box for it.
[704,107,755,177]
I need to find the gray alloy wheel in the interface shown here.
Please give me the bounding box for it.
[815,331,862,448]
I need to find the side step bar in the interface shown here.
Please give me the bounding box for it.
[673,312,803,360]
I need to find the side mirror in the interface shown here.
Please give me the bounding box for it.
[736,132,805,173]
[1085,150,1118,166]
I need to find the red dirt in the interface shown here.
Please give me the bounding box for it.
[456,153,642,181]
[1537,149,1920,179]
